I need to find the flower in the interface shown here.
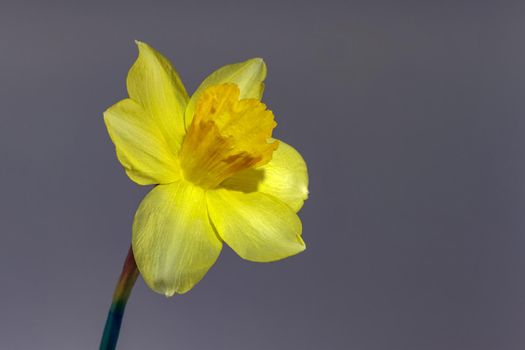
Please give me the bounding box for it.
[104,41,309,296]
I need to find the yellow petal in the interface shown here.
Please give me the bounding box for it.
[185,58,266,129]
[103,98,181,185]
[220,140,308,212]
[207,188,305,262]
[132,181,222,296]
[127,41,189,152]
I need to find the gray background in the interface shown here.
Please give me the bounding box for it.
[1,0,525,349]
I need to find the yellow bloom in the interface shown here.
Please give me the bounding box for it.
[104,41,309,296]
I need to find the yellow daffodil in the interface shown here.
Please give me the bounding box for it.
[103,41,309,297]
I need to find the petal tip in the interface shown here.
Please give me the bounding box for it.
[302,186,310,200]
[102,108,110,120]
[296,235,306,249]
[250,57,266,71]
[251,57,264,64]
[164,289,176,297]
[133,40,154,56]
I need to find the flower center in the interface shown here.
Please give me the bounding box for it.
[179,83,278,189]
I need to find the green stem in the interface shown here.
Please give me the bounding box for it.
[100,247,139,350]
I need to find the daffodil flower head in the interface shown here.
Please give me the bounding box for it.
[104,41,309,296]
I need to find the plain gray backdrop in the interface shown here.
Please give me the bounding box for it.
[1,0,525,349]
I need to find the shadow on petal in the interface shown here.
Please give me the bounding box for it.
[219,168,266,193]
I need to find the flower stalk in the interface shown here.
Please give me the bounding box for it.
[100,247,139,350]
